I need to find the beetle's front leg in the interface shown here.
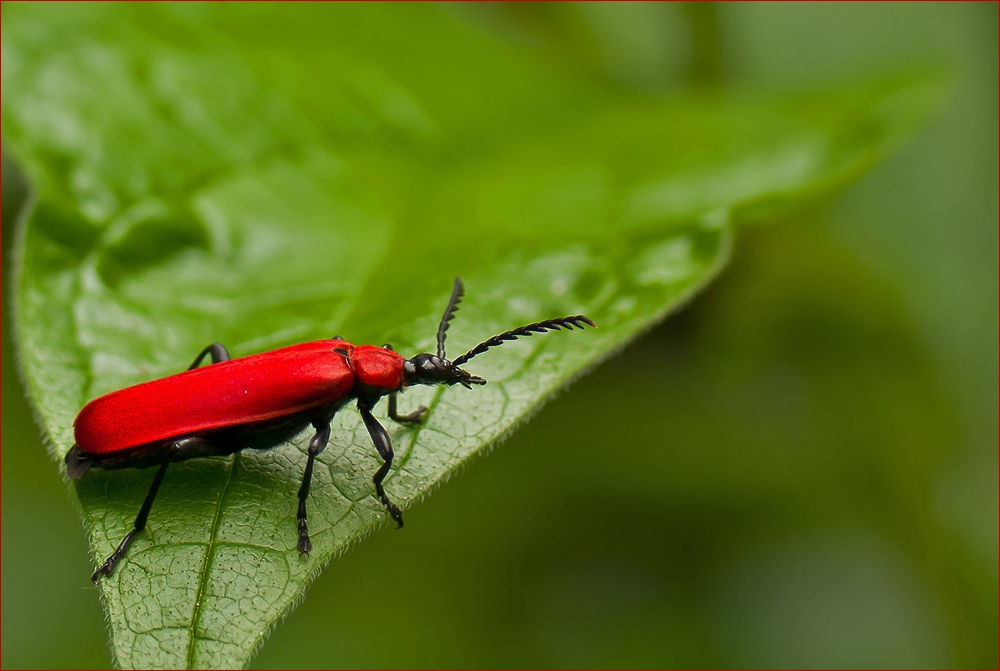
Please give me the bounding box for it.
[388,393,426,424]
[296,421,331,555]
[358,400,404,527]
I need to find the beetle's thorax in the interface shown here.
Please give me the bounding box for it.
[350,345,406,392]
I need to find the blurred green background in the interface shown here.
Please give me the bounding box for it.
[2,3,996,668]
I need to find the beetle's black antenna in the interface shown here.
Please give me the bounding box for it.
[437,277,464,359]
[451,315,595,367]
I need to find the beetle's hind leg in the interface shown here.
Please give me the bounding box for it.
[91,436,233,582]
[188,342,231,369]
[388,393,426,424]
[296,421,331,555]
[92,461,169,583]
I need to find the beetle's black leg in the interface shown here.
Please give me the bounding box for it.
[388,393,426,424]
[188,342,231,370]
[91,461,169,583]
[358,401,404,528]
[296,421,331,555]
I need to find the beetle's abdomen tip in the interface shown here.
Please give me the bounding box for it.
[65,444,94,479]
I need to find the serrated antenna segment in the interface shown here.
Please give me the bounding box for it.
[451,315,596,367]
[437,277,465,359]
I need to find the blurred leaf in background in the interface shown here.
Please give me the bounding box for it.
[2,2,996,669]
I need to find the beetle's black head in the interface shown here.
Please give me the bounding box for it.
[404,353,486,389]
[406,277,596,391]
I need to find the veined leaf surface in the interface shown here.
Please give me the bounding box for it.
[2,4,940,668]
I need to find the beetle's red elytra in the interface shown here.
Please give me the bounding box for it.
[73,340,357,456]
[67,278,595,583]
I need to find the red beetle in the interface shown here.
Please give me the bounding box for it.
[66,278,595,582]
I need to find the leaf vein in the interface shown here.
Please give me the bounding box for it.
[184,452,241,669]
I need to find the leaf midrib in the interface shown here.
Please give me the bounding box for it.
[184,451,240,670]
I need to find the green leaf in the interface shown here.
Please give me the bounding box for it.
[2,4,940,669]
